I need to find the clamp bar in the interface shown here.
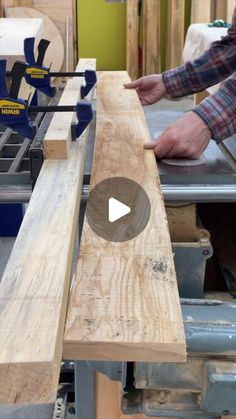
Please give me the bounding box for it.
[28,105,77,113]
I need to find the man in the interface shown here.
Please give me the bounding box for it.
[124,8,236,159]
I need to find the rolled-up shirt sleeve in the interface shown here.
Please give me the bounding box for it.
[193,73,236,142]
[162,8,236,98]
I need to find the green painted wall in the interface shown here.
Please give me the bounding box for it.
[77,0,126,70]
[77,0,192,73]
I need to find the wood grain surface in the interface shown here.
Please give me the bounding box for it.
[142,0,161,75]
[63,71,186,362]
[126,0,139,80]
[0,59,95,404]
[166,0,185,69]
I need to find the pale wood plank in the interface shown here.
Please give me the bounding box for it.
[0,1,3,16]
[63,71,186,363]
[0,59,95,405]
[216,0,227,20]
[44,59,96,159]
[142,0,161,75]
[165,0,185,70]
[226,0,236,23]
[191,0,212,23]
[126,0,139,80]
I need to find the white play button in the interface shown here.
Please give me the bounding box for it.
[108,197,131,223]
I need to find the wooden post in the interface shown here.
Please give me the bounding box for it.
[0,0,3,16]
[142,0,161,75]
[166,0,185,70]
[191,0,213,23]
[126,0,139,80]
[215,0,227,20]
[226,0,236,22]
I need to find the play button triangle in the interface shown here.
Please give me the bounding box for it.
[108,197,131,223]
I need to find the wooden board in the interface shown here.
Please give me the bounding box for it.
[126,0,139,80]
[165,0,185,69]
[0,58,95,405]
[216,0,227,20]
[142,0,161,75]
[226,0,236,22]
[0,0,3,16]
[191,0,213,23]
[63,71,186,362]
[44,59,95,159]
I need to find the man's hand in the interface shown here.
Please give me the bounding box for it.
[124,74,166,105]
[145,111,211,159]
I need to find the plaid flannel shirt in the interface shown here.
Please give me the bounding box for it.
[162,8,236,142]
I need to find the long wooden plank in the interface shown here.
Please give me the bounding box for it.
[63,71,186,362]
[142,0,161,75]
[0,58,96,405]
[216,0,227,20]
[126,0,139,80]
[44,59,95,159]
[165,0,185,70]
[226,0,236,22]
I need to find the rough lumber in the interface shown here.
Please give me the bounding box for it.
[126,0,139,80]
[142,0,161,75]
[216,0,227,20]
[226,0,236,22]
[0,59,95,405]
[63,71,186,362]
[166,0,185,69]
[44,59,96,159]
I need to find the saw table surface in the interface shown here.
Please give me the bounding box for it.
[83,107,236,202]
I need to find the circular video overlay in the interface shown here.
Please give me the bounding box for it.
[86,177,151,242]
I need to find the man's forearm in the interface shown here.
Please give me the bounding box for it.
[193,73,236,142]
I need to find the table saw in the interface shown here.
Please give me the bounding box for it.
[1,86,236,419]
[1,35,236,417]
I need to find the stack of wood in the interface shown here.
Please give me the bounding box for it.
[126,0,186,79]
[126,0,235,80]
[191,0,235,24]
